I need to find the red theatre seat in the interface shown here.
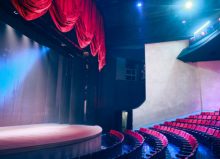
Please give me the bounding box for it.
[153,125,198,159]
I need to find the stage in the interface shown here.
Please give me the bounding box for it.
[0,124,102,159]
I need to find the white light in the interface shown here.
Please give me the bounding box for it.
[13,11,18,15]
[185,1,193,9]
[182,20,186,24]
[194,21,211,35]
[137,2,142,7]
[201,31,206,36]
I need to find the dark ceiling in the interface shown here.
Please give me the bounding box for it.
[1,0,220,61]
[96,0,220,58]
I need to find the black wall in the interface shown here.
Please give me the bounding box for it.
[96,56,145,131]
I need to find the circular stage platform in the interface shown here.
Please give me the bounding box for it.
[0,124,102,159]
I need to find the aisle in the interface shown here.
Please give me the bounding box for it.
[166,143,179,159]
[196,144,218,159]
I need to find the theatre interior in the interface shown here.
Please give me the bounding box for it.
[1,0,220,159]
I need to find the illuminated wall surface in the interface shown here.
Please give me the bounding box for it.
[133,40,220,129]
[197,61,220,110]
[0,23,82,126]
[0,23,53,126]
[0,25,49,103]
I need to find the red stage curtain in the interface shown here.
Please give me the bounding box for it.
[90,14,102,57]
[49,0,81,32]
[11,0,106,70]
[75,0,96,48]
[11,0,52,20]
[89,15,106,71]
[98,40,106,71]
[98,44,106,71]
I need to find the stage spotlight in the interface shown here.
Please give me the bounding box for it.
[185,1,193,9]
[137,2,142,7]
[201,31,206,36]
[182,20,187,24]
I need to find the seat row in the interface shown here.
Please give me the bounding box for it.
[115,130,144,159]
[175,118,220,128]
[201,111,220,116]
[163,121,220,155]
[125,130,145,144]
[188,114,220,120]
[110,130,124,143]
[164,121,220,138]
[153,125,198,159]
[139,128,168,159]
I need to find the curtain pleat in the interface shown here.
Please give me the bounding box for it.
[11,0,106,70]
[49,0,81,32]
[11,0,52,20]
[90,14,102,57]
[90,16,106,71]
[75,0,96,48]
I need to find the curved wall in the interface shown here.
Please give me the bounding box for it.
[133,40,201,129]
[133,40,220,129]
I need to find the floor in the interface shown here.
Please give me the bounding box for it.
[141,142,152,158]
[167,143,179,159]
[167,143,219,159]
[122,143,133,154]
[196,144,218,159]
[140,142,219,159]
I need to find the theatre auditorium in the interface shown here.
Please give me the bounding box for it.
[0,0,220,159]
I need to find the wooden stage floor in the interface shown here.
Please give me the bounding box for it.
[0,124,102,159]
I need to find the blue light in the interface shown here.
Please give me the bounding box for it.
[137,2,142,7]
[0,24,51,106]
[0,46,49,104]
[182,20,187,24]
[194,21,211,35]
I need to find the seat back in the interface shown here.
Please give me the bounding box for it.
[110,130,124,142]
[207,128,215,135]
